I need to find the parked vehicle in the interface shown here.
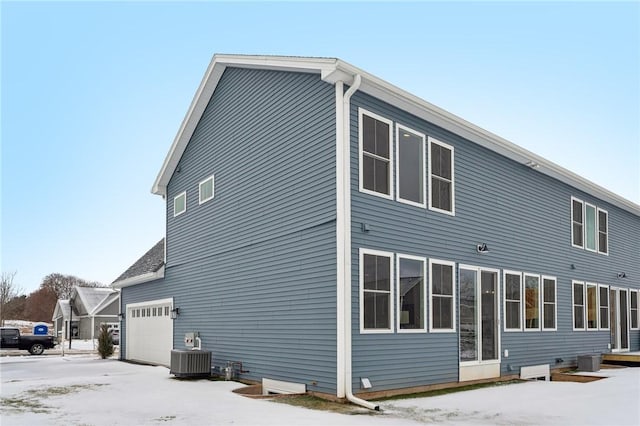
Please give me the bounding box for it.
[110,329,120,345]
[0,327,55,355]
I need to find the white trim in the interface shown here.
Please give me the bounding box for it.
[630,289,639,330]
[523,273,541,331]
[541,275,557,331]
[597,207,609,255]
[335,81,346,398]
[427,137,455,216]
[358,108,394,200]
[111,266,165,289]
[198,175,215,204]
[125,297,174,309]
[571,196,584,249]
[572,280,586,331]
[359,248,394,334]
[586,282,599,330]
[396,253,427,333]
[173,191,186,217]
[584,202,598,252]
[428,258,456,333]
[598,284,610,330]
[395,124,426,208]
[503,270,523,332]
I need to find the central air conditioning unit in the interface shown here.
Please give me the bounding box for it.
[170,350,212,378]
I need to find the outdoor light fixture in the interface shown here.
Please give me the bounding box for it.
[570,264,576,270]
[170,307,180,319]
[526,161,540,169]
[617,272,627,279]
[118,312,125,320]
[476,243,490,253]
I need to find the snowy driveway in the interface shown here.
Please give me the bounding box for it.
[1,355,639,425]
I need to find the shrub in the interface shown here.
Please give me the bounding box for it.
[97,324,114,359]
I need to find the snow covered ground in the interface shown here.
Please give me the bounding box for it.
[0,355,638,425]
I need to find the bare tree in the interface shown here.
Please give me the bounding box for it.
[40,273,103,300]
[23,287,58,323]
[1,271,23,326]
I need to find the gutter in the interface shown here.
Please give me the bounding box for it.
[335,74,379,411]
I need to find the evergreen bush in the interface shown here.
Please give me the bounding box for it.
[97,324,114,359]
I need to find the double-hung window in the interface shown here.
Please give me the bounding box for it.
[359,109,393,199]
[571,197,584,248]
[598,285,609,329]
[396,125,426,207]
[584,203,597,252]
[429,259,455,332]
[504,271,522,331]
[542,276,557,330]
[396,254,426,332]
[572,281,586,330]
[631,291,639,330]
[199,175,215,204]
[524,274,540,330]
[360,249,393,333]
[173,192,186,217]
[586,283,598,329]
[597,208,608,254]
[428,137,455,215]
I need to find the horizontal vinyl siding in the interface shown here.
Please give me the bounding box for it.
[350,91,640,393]
[160,68,338,394]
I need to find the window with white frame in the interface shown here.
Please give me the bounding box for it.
[542,276,557,330]
[429,259,455,331]
[524,274,540,330]
[597,208,608,254]
[571,197,584,248]
[173,191,186,217]
[504,271,522,331]
[631,290,639,330]
[397,254,426,331]
[396,125,426,207]
[199,175,215,204]
[359,109,393,198]
[584,203,597,252]
[586,283,598,329]
[599,284,609,330]
[572,281,586,330]
[428,137,454,214]
[360,249,393,332]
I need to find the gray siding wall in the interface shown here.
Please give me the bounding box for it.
[350,91,640,393]
[124,68,339,394]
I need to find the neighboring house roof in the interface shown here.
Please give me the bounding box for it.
[91,291,120,316]
[152,54,639,216]
[112,239,165,289]
[52,299,70,321]
[73,286,117,316]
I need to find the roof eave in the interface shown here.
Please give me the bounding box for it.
[111,266,165,290]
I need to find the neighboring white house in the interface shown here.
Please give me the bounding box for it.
[52,286,119,340]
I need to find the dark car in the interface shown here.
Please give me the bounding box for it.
[110,329,120,345]
[0,327,55,355]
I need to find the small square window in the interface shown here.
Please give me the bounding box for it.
[199,175,215,204]
[174,192,186,217]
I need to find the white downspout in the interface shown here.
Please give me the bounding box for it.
[336,74,379,410]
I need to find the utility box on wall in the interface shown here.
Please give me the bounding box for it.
[184,332,198,348]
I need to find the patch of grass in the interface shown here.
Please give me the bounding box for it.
[155,415,177,422]
[373,379,523,402]
[271,395,376,415]
[1,383,108,415]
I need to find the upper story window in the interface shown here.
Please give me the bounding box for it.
[173,192,186,217]
[199,175,215,204]
[359,109,393,199]
[571,197,608,255]
[360,249,393,333]
[396,125,426,208]
[428,137,455,215]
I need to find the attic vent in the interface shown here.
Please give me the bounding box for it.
[170,350,212,378]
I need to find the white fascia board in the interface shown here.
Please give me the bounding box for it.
[111,266,165,290]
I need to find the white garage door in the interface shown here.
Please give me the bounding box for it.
[126,298,173,366]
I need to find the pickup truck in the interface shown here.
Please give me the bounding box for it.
[0,327,55,355]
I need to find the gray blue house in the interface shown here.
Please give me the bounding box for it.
[113,54,640,403]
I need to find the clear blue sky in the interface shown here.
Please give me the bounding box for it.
[2,1,639,294]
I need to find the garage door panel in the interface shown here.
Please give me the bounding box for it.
[126,299,173,366]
